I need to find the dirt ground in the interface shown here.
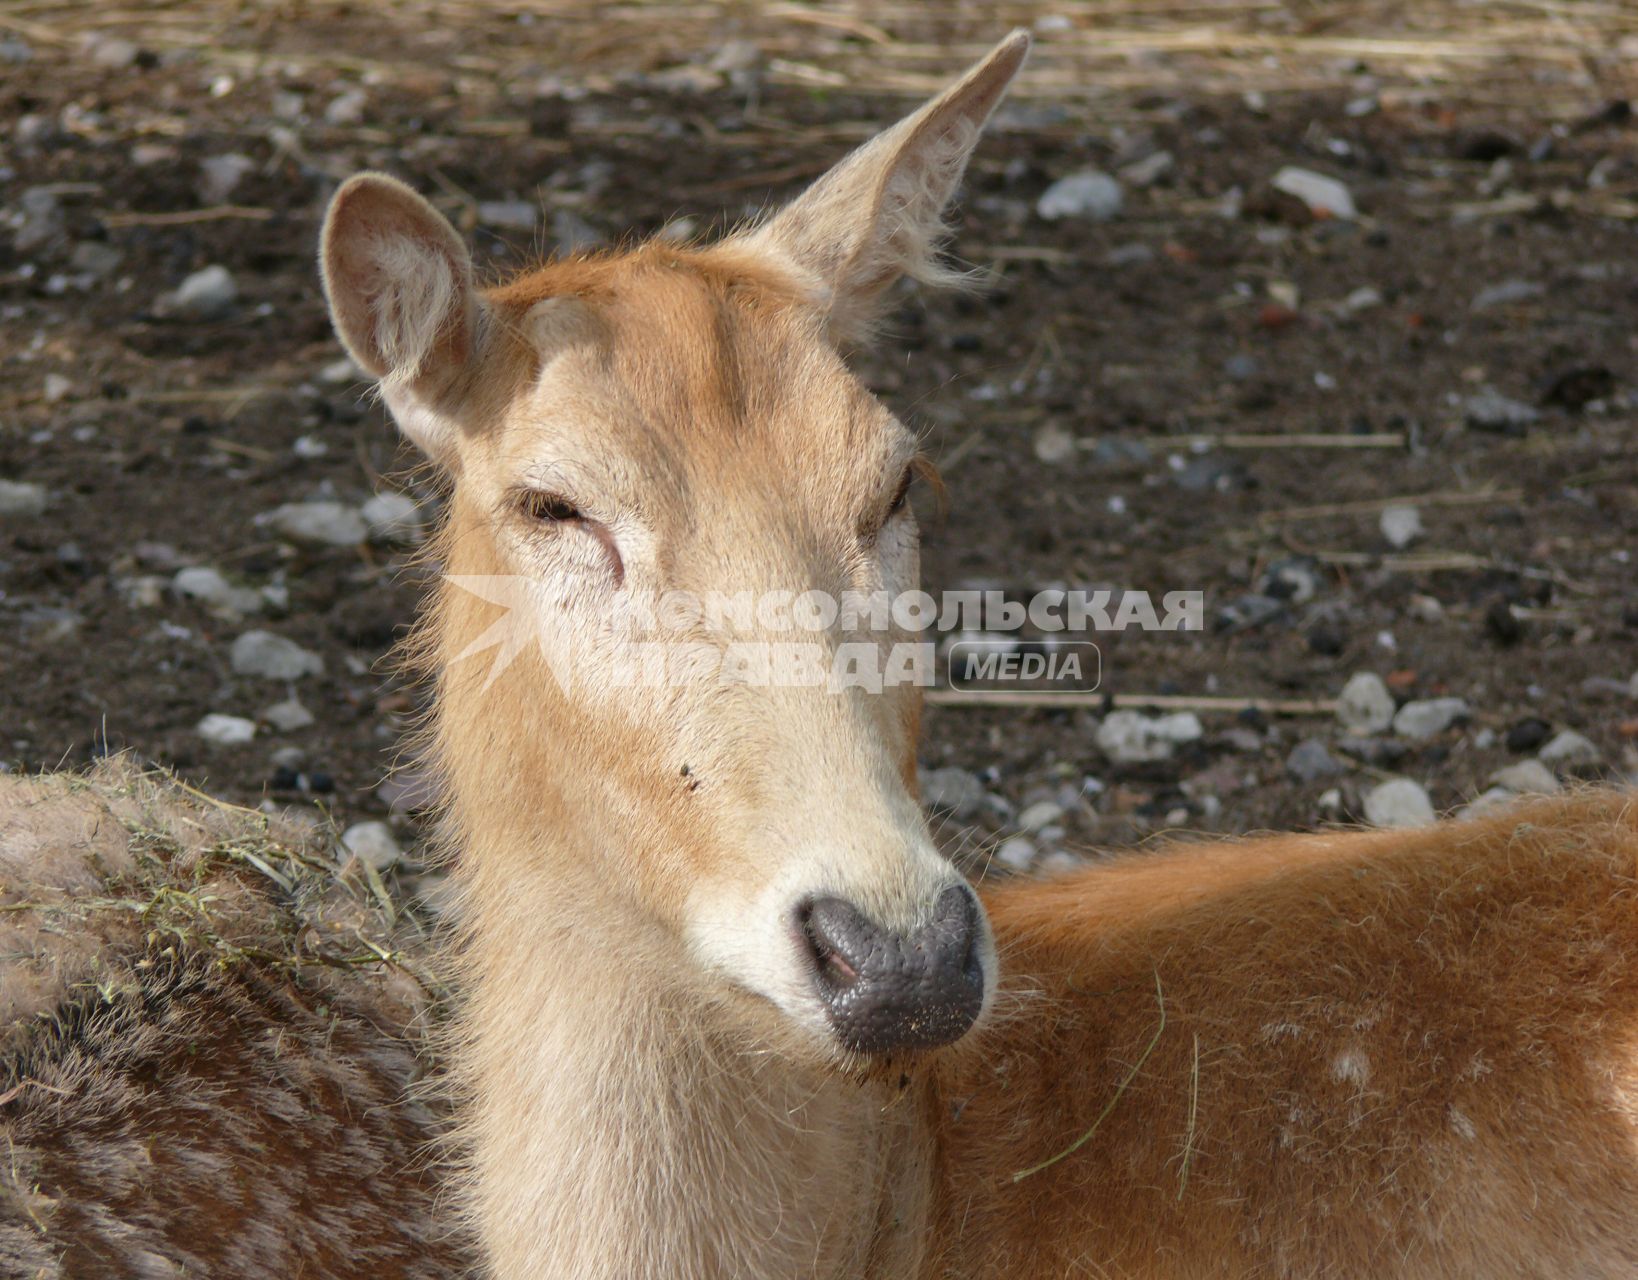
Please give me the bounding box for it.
[3,1,1636,875]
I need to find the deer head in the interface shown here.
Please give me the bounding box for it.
[319,33,1030,1065]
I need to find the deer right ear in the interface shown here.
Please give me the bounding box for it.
[320,173,478,467]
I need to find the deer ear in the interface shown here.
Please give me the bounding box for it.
[320,173,478,467]
[736,30,1029,343]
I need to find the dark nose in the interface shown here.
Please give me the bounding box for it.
[798,884,985,1054]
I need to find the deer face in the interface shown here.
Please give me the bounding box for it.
[319,34,1029,1062]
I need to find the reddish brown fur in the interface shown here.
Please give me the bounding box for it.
[935,793,1638,1277]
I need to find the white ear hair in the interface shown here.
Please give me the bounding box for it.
[736,30,1029,343]
[320,172,479,467]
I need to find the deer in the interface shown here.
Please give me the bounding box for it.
[313,27,1638,1279]
[3,28,1635,1280]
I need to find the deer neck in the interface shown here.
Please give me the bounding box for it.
[445,817,937,1280]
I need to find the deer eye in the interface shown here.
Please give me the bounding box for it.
[886,466,913,517]
[522,491,583,523]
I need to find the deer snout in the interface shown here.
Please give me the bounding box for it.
[797,884,985,1054]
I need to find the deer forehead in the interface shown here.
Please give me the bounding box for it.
[469,248,914,521]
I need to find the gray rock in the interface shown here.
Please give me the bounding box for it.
[261,698,316,732]
[1286,738,1343,781]
[1271,166,1357,219]
[14,187,63,254]
[341,821,403,872]
[324,89,367,125]
[85,35,140,68]
[1364,778,1436,828]
[478,199,538,231]
[377,769,440,815]
[69,241,123,279]
[160,265,238,321]
[1037,171,1124,222]
[0,479,47,517]
[198,153,255,204]
[361,491,425,544]
[172,565,263,616]
[1118,150,1174,187]
[1379,504,1423,549]
[1392,697,1469,741]
[1459,787,1519,820]
[1105,242,1156,268]
[197,712,257,745]
[1031,422,1077,465]
[231,630,324,680]
[1489,759,1559,795]
[1095,710,1203,764]
[995,836,1038,872]
[920,766,985,821]
[1222,354,1261,381]
[1017,799,1065,832]
[269,500,367,547]
[1464,388,1540,434]
[1539,729,1602,769]
[1337,672,1395,735]
[1471,279,1544,311]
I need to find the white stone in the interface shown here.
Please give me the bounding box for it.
[268,500,367,547]
[360,491,425,544]
[1363,778,1435,828]
[1392,697,1468,741]
[1271,166,1357,219]
[1037,171,1124,222]
[341,821,403,872]
[995,836,1037,872]
[162,265,238,321]
[1337,672,1395,735]
[0,479,47,517]
[198,152,256,204]
[172,565,262,616]
[1489,759,1559,795]
[231,630,324,680]
[919,766,985,821]
[1032,422,1077,464]
[1539,729,1602,769]
[1017,799,1065,832]
[1458,787,1520,821]
[197,713,257,744]
[1379,504,1423,549]
[1095,710,1202,764]
[261,698,316,732]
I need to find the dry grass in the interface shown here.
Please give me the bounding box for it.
[1,0,1633,117]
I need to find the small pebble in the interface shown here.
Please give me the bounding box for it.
[0,480,48,518]
[231,630,325,680]
[1489,760,1559,795]
[1363,778,1436,828]
[1270,166,1356,218]
[1392,697,1469,741]
[1037,170,1124,222]
[995,836,1038,872]
[342,821,404,871]
[197,713,257,745]
[262,698,316,732]
[268,500,368,547]
[1286,738,1343,781]
[1379,504,1423,549]
[1337,672,1396,736]
[1538,729,1601,770]
[159,265,238,321]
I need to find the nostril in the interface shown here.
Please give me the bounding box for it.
[797,898,865,992]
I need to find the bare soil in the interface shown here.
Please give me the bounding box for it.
[3,1,1636,870]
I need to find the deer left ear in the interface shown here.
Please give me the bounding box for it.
[735,30,1029,344]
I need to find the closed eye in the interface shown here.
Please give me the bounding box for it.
[517,488,625,585]
[886,466,913,517]
[522,490,583,523]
